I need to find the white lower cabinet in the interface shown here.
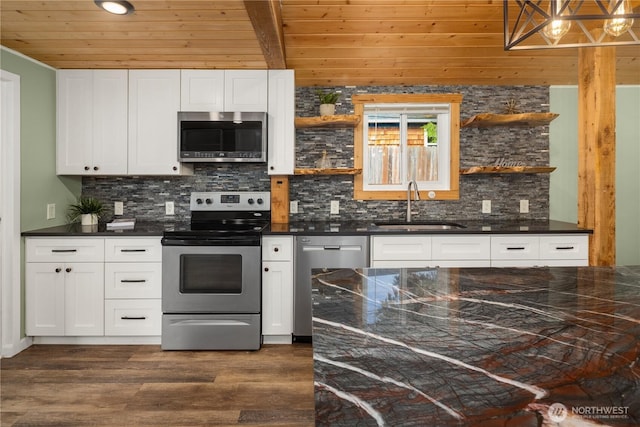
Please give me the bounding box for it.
[261,236,293,343]
[491,234,589,267]
[26,237,162,341]
[26,238,105,336]
[372,234,589,268]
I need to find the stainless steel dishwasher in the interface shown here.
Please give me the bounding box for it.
[294,235,369,341]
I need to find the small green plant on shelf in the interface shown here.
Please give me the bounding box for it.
[315,90,340,105]
[422,122,438,144]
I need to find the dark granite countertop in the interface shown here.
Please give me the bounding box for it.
[312,266,640,426]
[20,220,185,237]
[267,219,592,235]
[23,219,591,237]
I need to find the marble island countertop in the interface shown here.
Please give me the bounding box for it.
[312,266,640,426]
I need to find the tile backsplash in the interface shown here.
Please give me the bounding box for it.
[83,85,551,222]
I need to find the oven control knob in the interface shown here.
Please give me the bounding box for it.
[205,198,213,204]
[196,198,203,205]
[257,198,264,205]
[248,198,255,205]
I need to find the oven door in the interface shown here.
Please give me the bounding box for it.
[162,244,261,314]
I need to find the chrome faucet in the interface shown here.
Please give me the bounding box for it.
[406,180,420,223]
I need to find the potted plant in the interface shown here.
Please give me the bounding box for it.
[316,90,340,116]
[67,196,104,226]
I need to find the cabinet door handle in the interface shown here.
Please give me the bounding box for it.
[121,316,146,320]
[120,279,147,283]
[273,247,279,252]
[93,166,99,171]
[55,267,62,273]
[65,267,72,273]
[120,249,146,252]
[51,249,77,253]
[264,267,269,272]
[506,247,525,251]
[555,246,575,250]
[84,166,90,171]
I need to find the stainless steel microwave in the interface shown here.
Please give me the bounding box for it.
[178,111,267,162]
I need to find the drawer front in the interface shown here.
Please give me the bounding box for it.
[104,238,162,262]
[26,238,104,262]
[491,236,540,260]
[105,263,162,299]
[539,235,589,260]
[371,236,431,261]
[104,299,161,336]
[432,236,490,260]
[262,236,293,261]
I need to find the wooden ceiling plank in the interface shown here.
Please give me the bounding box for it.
[244,0,287,69]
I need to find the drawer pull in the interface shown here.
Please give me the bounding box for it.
[555,246,575,250]
[506,247,526,251]
[121,316,147,320]
[120,279,147,283]
[51,249,77,253]
[120,249,147,252]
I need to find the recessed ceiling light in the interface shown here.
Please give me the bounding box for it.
[94,1,135,15]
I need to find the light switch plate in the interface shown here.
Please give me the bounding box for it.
[330,200,340,214]
[520,199,529,213]
[290,200,298,214]
[482,200,491,214]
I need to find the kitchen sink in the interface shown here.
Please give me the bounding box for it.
[371,221,466,231]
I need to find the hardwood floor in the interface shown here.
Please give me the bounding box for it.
[0,344,314,426]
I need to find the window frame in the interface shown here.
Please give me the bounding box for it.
[353,93,462,201]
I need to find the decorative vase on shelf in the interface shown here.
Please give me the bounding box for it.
[319,103,336,116]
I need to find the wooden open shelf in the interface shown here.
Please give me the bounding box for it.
[460,166,556,175]
[462,112,559,128]
[294,167,361,176]
[295,115,361,129]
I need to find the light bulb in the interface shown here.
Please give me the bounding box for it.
[541,0,571,42]
[604,0,634,37]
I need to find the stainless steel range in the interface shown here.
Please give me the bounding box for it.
[161,191,270,350]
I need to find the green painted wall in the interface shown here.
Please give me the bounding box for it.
[1,48,81,230]
[550,85,640,266]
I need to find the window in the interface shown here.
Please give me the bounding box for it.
[353,94,462,200]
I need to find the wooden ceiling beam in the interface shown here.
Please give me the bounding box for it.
[244,0,287,69]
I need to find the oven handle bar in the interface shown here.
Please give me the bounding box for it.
[161,236,260,246]
[167,319,253,326]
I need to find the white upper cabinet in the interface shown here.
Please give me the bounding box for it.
[181,70,268,112]
[180,70,225,111]
[57,70,128,175]
[267,70,295,175]
[128,70,192,175]
[223,70,268,111]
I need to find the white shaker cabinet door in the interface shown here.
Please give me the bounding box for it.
[26,263,66,336]
[64,263,105,336]
[128,70,191,175]
[180,69,225,111]
[224,70,268,112]
[57,70,128,175]
[267,70,295,175]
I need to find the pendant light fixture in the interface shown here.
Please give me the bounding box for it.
[94,1,135,16]
[504,0,640,50]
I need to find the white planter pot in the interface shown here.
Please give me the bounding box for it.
[80,213,99,226]
[319,104,335,116]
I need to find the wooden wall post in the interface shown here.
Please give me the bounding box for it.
[270,175,290,224]
[577,46,616,266]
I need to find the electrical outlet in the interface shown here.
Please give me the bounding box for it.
[482,200,491,214]
[520,199,529,213]
[165,201,175,215]
[290,200,299,214]
[46,203,56,220]
[330,200,340,214]
[114,201,124,216]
